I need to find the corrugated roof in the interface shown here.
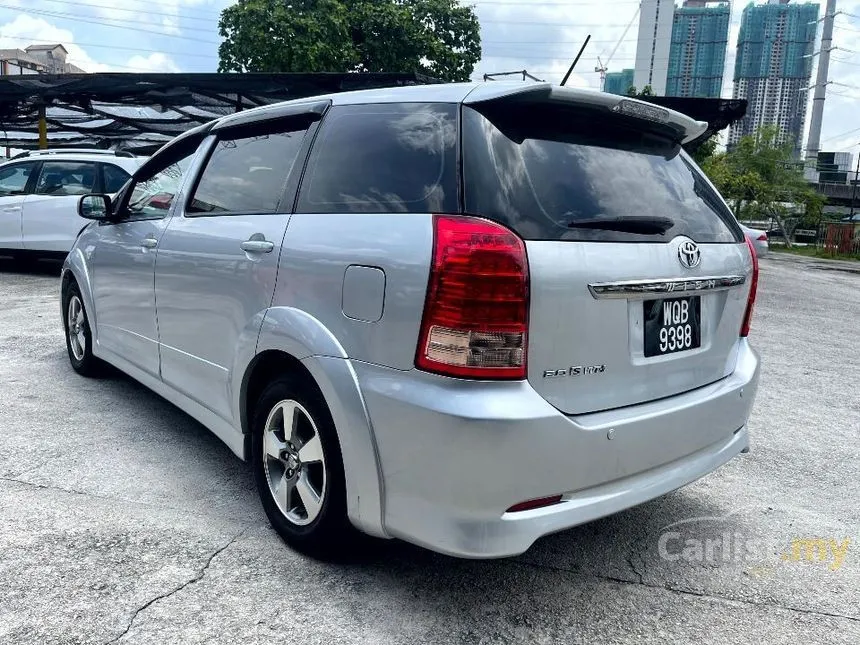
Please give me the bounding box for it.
[0,72,440,153]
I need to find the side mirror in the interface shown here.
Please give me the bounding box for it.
[78,194,113,221]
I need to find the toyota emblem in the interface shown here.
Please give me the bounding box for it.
[678,240,701,269]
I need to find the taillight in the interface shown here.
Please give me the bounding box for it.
[415,215,529,379]
[757,233,768,242]
[740,237,758,337]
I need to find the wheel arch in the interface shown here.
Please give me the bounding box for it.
[240,310,387,538]
[60,250,97,337]
[240,350,316,440]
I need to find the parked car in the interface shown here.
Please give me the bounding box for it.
[739,223,769,256]
[61,83,760,558]
[0,149,142,258]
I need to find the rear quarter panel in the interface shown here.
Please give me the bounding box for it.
[271,213,433,369]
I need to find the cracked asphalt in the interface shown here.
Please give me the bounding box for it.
[1,255,858,645]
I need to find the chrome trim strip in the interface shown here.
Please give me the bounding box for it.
[588,275,746,299]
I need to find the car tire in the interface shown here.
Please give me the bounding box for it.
[251,375,358,559]
[62,282,103,377]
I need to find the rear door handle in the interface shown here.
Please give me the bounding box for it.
[241,239,275,253]
[141,237,158,249]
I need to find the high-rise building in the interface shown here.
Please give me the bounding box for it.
[728,0,819,156]
[604,69,635,95]
[666,1,731,98]
[634,0,674,95]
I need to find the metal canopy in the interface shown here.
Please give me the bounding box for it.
[0,72,439,153]
[0,72,744,154]
[640,96,748,149]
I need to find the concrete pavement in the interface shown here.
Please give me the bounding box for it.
[0,257,857,644]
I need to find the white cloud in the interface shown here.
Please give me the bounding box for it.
[126,52,181,73]
[162,17,180,36]
[0,14,110,72]
[0,13,182,73]
[89,0,226,36]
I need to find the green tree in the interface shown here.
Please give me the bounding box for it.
[690,136,717,166]
[217,0,481,82]
[639,84,654,96]
[626,85,637,96]
[700,126,824,248]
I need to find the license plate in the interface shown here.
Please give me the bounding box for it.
[644,296,701,357]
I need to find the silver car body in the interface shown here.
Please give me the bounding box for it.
[62,83,760,558]
[0,150,141,254]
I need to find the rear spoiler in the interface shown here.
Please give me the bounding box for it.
[463,83,708,145]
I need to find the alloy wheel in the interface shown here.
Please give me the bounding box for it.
[262,399,327,526]
[67,295,86,361]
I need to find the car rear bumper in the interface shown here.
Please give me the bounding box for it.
[353,340,759,558]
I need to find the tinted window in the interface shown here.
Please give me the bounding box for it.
[0,162,36,195]
[463,104,741,243]
[297,103,457,214]
[128,154,194,219]
[35,162,98,196]
[188,126,309,215]
[103,164,131,193]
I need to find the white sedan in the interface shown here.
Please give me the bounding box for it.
[740,223,769,257]
[0,149,143,258]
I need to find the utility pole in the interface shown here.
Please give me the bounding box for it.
[38,104,47,150]
[595,56,607,91]
[850,150,859,220]
[805,0,837,160]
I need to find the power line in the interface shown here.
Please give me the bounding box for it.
[830,57,860,67]
[471,0,638,4]
[482,36,665,45]
[1,33,217,60]
[44,0,220,24]
[57,0,222,14]
[0,4,222,43]
[820,126,860,144]
[64,56,175,72]
[480,19,632,27]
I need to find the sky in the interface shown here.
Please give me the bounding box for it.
[1,0,860,157]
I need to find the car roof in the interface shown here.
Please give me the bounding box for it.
[211,82,708,143]
[1,153,143,173]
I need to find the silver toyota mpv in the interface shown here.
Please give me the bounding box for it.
[62,83,760,558]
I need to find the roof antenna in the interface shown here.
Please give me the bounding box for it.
[560,34,591,87]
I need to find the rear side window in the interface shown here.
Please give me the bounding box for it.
[187,124,310,215]
[0,162,36,195]
[35,162,98,196]
[462,104,741,243]
[297,103,457,214]
[103,164,131,193]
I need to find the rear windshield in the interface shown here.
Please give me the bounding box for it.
[462,104,742,243]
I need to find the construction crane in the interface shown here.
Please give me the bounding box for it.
[596,3,641,91]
